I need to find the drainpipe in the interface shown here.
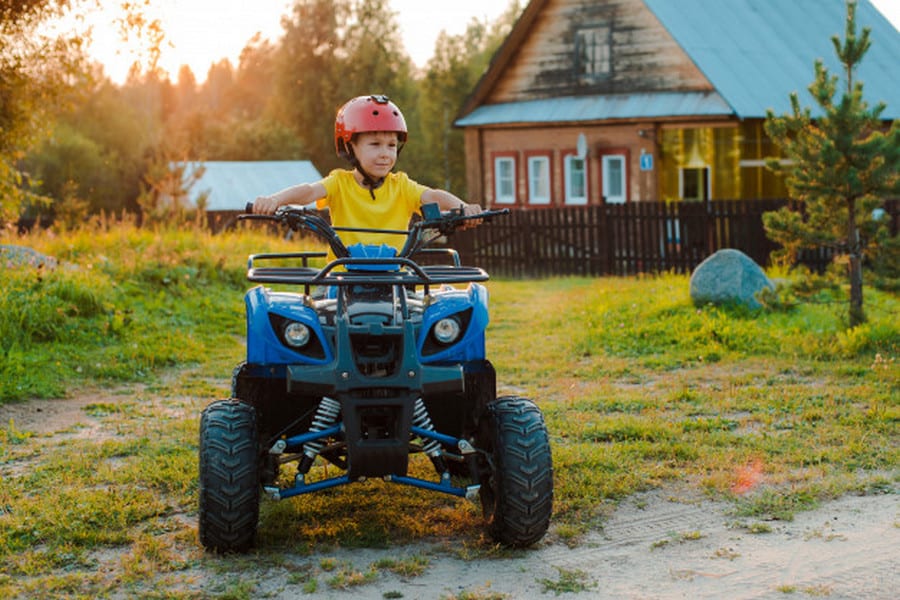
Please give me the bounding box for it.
[477,127,486,207]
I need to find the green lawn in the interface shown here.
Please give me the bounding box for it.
[0,223,896,597]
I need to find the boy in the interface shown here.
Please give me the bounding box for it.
[252,95,482,252]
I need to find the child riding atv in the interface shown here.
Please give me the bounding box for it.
[198,95,553,552]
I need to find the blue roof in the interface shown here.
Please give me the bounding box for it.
[643,0,900,119]
[456,0,899,126]
[178,161,322,211]
[455,91,733,126]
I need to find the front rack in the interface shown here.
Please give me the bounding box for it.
[247,251,488,288]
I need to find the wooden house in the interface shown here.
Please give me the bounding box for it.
[455,0,900,207]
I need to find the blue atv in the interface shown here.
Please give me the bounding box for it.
[198,203,553,551]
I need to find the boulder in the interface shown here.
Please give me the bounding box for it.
[0,245,58,270]
[689,249,773,309]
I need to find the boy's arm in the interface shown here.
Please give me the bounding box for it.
[421,188,483,217]
[253,182,327,215]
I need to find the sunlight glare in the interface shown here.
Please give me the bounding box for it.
[86,0,290,83]
[82,0,510,84]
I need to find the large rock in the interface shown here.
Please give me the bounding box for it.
[0,244,58,269]
[689,249,773,309]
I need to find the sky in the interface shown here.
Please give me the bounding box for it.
[80,0,899,84]
[80,0,516,83]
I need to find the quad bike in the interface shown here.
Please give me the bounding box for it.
[198,203,553,552]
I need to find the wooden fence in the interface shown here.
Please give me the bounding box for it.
[446,198,900,278]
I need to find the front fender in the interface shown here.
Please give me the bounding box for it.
[245,286,332,365]
[419,283,488,363]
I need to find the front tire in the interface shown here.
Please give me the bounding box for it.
[199,400,261,552]
[480,396,553,547]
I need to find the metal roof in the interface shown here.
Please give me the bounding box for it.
[643,0,900,119]
[177,161,322,211]
[455,91,733,126]
[456,0,899,126]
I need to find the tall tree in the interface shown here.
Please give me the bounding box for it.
[272,0,347,173]
[418,1,522,194]
[272,0,415,174]
[763,0,899,326]
[342,0,415,102]
[1,0,87,227]
[174,65,198,110]
[23,80,151,216]
[232,34,278,118]
[341,0,420,174]
[116,0,167,79]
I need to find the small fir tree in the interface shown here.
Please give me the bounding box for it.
[763,0,899,326]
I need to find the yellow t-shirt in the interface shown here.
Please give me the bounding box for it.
[317,169,428,255]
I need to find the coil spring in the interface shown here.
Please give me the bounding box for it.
[303,396,341,459]
[412,398,442,457]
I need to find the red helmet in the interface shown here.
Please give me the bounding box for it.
[335,95,408,158]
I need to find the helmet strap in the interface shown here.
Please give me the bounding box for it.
[348,154,383,200]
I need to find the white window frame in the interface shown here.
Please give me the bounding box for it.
[602,154,626,204]
[493,156,516,204]
[575,26,612,82]
[564,154,588,205]
[527,155,551,205]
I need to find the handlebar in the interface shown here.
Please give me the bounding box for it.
[239,202,508,260]
[243,202,508,221]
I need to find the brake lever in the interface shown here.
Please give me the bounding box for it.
[238,201,276,223]
[420,208,509,234]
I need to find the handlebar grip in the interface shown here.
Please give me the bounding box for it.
[245,201,254,214]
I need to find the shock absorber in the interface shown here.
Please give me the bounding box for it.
[298,396,341,475]
[412,398,449,476]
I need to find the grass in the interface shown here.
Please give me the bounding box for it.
[0,221,897,597]
[539,566,597,595]
[0,220,299,401]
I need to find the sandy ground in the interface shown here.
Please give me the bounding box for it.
[236,491,896,600]
[3,395,898,599]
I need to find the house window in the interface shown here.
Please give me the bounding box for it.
[575,26,611,82]
[680,167,710,201]
[602,154,626,204]
[564,154,587,205]
[527,155,551,205]
[493,156,516,204]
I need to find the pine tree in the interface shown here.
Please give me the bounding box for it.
[763,0,899,327]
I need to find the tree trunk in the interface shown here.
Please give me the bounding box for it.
[847,199,865,327]
[848,251,864,326]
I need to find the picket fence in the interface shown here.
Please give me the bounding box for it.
[445,198,899,278]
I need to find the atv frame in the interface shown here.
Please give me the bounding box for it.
[199,203,553,552]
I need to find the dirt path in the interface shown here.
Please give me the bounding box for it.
[234,490,893,600]
[3,395,897,599]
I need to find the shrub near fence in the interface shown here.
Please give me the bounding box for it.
[449,198,900,278]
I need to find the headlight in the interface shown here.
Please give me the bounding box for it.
[432,317,461,345]
[283,322,311,347]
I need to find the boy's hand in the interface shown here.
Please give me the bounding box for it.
[252,195,280,215]
[253,196,278,215]
[460,202,483,228]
